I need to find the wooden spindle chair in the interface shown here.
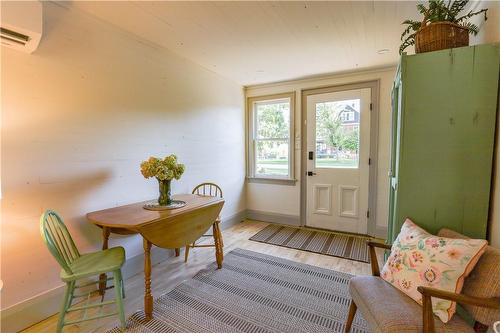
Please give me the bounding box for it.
[40,210,126,332]
[184,183,224,262]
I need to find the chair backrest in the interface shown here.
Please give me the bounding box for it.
[192,182,223,198]
[40,210,80,275]
[437,228,500,326]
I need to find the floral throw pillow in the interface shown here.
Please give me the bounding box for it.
[381,218,487,323]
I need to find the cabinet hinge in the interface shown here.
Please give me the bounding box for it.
[368,158,371,165]
[366,210,370,219]
[370,103,373,111]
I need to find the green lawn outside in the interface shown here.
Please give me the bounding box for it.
[257,158,358,173]
[316,158,358,168]
[256,159,289,165]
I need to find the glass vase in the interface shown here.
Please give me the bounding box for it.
[158,179,172,206]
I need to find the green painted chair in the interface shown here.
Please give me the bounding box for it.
[40,210,126,332]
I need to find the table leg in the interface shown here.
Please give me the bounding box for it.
[213,222,223,269]
[174,248,180,257]
[99,227,110,296]
[216,217,223,248]
[143,238,153,320]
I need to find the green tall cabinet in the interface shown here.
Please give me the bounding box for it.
[388,43,500,242]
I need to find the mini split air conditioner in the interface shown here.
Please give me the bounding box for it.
[1,1,42,53]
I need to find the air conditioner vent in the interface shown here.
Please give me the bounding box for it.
[1,1,42,53]
[1,27,31,46]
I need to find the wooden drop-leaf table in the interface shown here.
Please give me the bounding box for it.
[86,194,225,320]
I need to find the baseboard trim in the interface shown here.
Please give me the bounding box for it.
[374,226,388,240]
[246,209,300,226]
[220,210,247,230]
[1,210,247,333]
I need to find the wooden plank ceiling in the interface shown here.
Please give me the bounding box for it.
[70,1,425,85]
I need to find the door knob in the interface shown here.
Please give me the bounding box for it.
[307,171,317,176]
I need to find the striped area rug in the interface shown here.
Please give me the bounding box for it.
[108,248,369,333]
[250,224,371,263]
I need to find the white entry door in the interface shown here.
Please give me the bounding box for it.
[305,88,371,234]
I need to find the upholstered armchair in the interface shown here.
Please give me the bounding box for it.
[344,228,500,333]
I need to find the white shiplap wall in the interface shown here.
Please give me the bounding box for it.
[1,1,245,313]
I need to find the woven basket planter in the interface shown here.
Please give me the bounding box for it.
[415,22,469,53]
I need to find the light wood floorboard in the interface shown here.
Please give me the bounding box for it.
[22,220,384,333]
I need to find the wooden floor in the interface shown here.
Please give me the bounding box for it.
[23,220,384,333]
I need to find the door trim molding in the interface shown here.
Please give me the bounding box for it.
[300,80,380,237]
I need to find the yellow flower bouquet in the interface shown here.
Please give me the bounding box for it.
[140,155,185,206]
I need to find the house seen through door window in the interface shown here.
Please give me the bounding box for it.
[315,99,360,168]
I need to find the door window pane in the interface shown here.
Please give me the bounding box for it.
[255,140,289,176]
[315,99,360,168]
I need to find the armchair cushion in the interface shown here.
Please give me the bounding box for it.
[380,219,487,322]
[349,276,474,333]
[437,228,500,326]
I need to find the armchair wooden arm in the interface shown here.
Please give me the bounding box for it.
[417,286,500,333]
[366,241,392,276]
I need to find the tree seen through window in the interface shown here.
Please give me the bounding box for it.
[315,99,360,168]
[254,99,290,176]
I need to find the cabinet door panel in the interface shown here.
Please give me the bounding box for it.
[392,45,498,239]
[461,45,499,237]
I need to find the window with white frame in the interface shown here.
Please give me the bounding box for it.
[247,93,295,180]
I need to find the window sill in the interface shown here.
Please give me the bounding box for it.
[246,177,297,186]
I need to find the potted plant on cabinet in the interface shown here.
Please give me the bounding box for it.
[400,0,488,54]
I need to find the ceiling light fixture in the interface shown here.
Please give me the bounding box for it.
[377,49,390,54]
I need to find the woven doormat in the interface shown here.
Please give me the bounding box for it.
[250,224,371,263]
[108,248,369,333]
